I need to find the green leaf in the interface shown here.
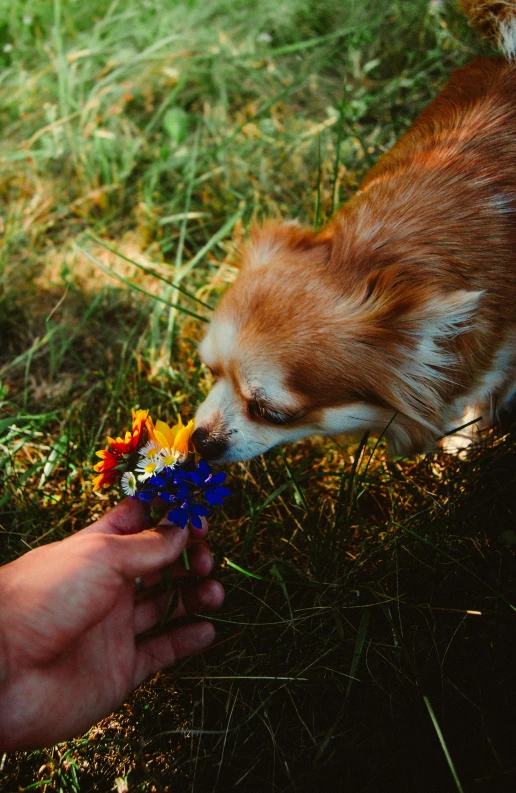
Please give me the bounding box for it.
[163,107,189,145]
[224,557,265,580]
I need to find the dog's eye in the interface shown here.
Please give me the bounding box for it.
[248,400,291,426]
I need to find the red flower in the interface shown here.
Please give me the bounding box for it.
[92,410,150,491]
[92,449,124,491]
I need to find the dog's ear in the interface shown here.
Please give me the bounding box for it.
[360,266,483,428]
[361,266,482,340]
[243,221,331,269]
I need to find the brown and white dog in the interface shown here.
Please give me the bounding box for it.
[193,0,516,463]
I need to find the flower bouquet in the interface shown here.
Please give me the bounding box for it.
[92,410,230,559]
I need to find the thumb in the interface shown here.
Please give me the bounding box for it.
[81,497,150,536]
[109,520,189,579]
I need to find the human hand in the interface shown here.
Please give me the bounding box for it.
[0,498,224,751]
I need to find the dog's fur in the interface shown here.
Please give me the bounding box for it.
[193,1,516,463]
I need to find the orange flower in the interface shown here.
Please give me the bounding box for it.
[106,431,134,456]
[132,409,149,445]
[92,449,125,491]
[104,409,149,454]
[92,409,149,491]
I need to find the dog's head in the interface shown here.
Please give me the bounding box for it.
[193,221,481,462]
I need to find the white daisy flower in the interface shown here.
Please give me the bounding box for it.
[159,447,181,468]
[136,457,163,481]
[138,440,162,459]
[121,471,137,496]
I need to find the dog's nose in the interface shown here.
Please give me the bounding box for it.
[191,427,228,461]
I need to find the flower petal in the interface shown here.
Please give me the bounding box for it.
[190,503,210,517]
[91,473,105,491]
[196,459,211,478]
[154,419,179,448]
[173,419,194,459]
[189,512,203,529]
[175,482,190,501]
[158,492,177,503]
[214,486,231,498]
[147,474,168,487]
[167,507,188,529]
[136,490,157,503]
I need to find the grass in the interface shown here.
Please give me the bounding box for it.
[1,0,516,790]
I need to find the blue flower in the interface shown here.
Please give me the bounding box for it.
[131,457,230,527]
[178,459,231,507]
[133,471,173,503]
[167,499,209,530]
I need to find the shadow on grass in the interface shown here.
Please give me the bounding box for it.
[2,426,516,793]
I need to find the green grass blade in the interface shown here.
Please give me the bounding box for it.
[334,431,368,527]
[279,450,310,514]
[224,558,265,581]
[53,0,70,118]
[175,129,200,272]
[423,695,465,793]
[85,234,213,310]
[439,415,483,438]
[356,413,398,493]
[74,244,209,323]
[176,209,243,281]
[345,606,371,698]
[330,75,347,217]
[250,23,373,59]
[314,132,322,228]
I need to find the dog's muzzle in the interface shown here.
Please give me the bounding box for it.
[191,427,228,461]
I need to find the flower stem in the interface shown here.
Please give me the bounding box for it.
[182,547,190,571]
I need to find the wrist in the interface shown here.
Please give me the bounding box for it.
[0,575,9,691]
[0,589,12,751]
[0,673,30,752]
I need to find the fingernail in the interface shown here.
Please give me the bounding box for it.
[190,516,208,533]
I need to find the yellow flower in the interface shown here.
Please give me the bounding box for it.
[147,414,194,462]
[174,418,195,460]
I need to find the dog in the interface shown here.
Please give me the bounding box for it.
[193,0,516,463]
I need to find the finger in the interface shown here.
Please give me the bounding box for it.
[139,570,162,589]
[82,498,150,536]
[137,539,212,590]
[188,515,209,539]
[144,516,213,578]
[172,539,214,578]
[133,621,216,686]
[134,578,225,635]
[109,524,188,579]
